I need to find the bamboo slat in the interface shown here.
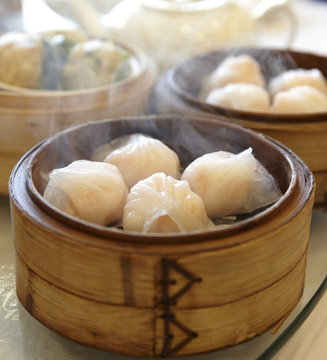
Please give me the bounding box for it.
[15,253,306,357]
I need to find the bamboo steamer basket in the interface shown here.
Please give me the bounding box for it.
[0,42,157,195]
[9,115,314,357]
[149,48,327,207]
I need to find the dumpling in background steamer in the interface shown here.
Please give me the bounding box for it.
[94,133,180,189]
[39,29,89,90]
[269,68,327,96]
[62,39,133,90]
[181,148,282,218]
[205,83,270,112]
[43,160,128,226]
[123,173,214,233]
[0,32,43,89]
[206,54,265,91]
[271,85,327,114]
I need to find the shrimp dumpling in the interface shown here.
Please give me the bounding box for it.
[271,85,327,114]
[206,54,265,91]
[205,83,269,112]
[181,148,282,218]
[98,134,180,189]
[43,160,128,226]
[269,68,327,96]
[123,173,214,233]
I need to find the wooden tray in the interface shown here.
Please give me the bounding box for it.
[9,115,314,357]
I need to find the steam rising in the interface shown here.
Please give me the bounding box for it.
[36,115,288,195]
[36,115,287,234]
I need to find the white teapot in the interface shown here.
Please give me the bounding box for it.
[103,0,297,69]
[40,0,296,70]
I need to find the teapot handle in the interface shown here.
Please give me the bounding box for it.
[44,0,107,37]
[252,0,297,47]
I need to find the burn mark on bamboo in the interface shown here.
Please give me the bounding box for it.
[120,256,135,306]
[159,258,201,357]
[25,270,35,314]
[161,258,202,306]
[324,191,327,210]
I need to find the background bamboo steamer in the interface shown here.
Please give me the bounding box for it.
[9,115,314,358]
[148,48,327,208]
[0,42,157,195]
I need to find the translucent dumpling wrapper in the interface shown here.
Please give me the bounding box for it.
[269,68,327,97]
[181,148,282,218]
[205,54,265,93]
[205,83,270,112]
[94,133,180,189]
[43,160,128,226]
[271,85,327,114]
[123,173,214,233]
[0,32,43,89]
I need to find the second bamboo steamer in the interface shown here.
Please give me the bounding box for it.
[149,48,327,207]
[0,36,157,194]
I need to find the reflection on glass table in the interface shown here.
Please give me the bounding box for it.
[1,194,327,360]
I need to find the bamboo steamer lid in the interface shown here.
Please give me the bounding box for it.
[0,41,157,194]
[149,48,327,207]
[9,115,314,357]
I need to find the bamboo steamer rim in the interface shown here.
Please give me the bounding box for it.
[20,114,314,247]
[0,39,152,99]
[167,48,327,124]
